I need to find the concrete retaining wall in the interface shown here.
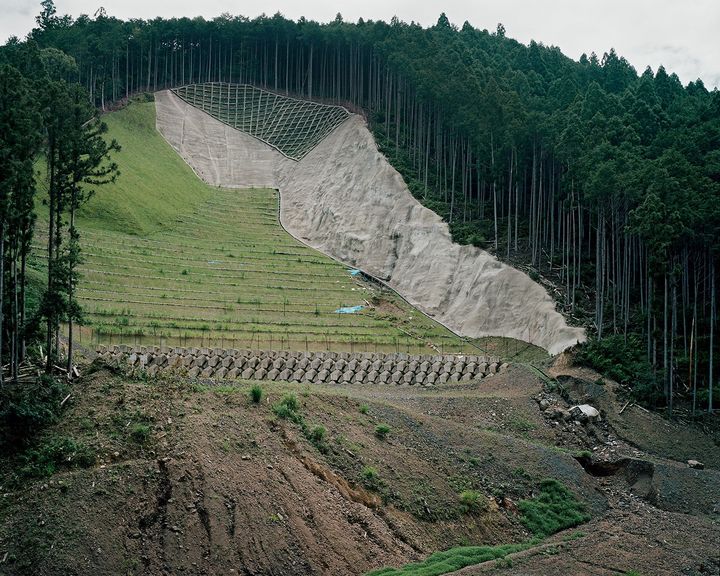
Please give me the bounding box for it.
[96,345,505,386]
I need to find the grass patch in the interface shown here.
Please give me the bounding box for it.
[308,425,326,443]
[365,543,531,576]
[507,416,536,433]
[518,479,591,537]
[458,490,487,514]
[249,384,263,404]
[361,465,385,492]
[375,424,391,440]
[76,102,211,235]
[130,423,151,444]
[17,436,96,478]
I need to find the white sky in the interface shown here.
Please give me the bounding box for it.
[1,0,718,88]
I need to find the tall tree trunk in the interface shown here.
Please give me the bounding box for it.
[46,141,56,374]
[710,259,715,414]
[0,227,4,388]
[19,245,27,363]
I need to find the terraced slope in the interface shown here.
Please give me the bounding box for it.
[157,86,584,354]
[29,99,490,355]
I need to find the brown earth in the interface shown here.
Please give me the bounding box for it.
[0,359,718,576]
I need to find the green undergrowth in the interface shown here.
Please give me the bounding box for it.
[365,543,531,576]
[0,375,69,450]
[518,478,591,537]
[367,478,590,576]
[272,393,329,452]
[16,435,96,478]
[575,335,661,406]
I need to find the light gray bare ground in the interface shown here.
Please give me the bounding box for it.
[155,88,586,355]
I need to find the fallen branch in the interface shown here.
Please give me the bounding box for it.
[619,401,631,415]
[60,393,72,407]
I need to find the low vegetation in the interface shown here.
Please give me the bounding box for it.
[249,384,263,404]
[458,490,487,514]
[374,424,391,440]
[576,335,661,405]
[517,479,591,537]
[365,543,531,576]
[0,375,68,449]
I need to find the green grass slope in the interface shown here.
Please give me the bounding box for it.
[30,99,490,354]
[77,98,211,236]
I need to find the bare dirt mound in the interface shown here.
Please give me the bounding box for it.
[1,364,718,575]
[1,367,602,576]
[154,89,585,355]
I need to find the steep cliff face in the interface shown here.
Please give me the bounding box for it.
[156,90,585,354]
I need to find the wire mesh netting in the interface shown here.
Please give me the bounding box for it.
[172,82,350,161]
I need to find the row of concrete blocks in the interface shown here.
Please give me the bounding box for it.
[96,346,506,386]
[96,345,499,365]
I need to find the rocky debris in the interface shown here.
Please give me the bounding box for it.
[569,404,601,423]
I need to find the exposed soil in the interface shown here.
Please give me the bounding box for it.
[0,360,718,576]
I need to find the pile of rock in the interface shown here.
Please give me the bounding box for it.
[536,392,601,426]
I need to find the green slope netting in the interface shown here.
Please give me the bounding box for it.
[172,82,350,160]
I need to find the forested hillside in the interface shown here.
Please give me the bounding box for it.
[3,2,719,412]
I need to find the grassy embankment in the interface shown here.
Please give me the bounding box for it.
[30,100,541,356]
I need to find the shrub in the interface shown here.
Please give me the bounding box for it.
[361,465,382,490]
[249,384,263,404]
[459,490,487,513]
[18,436,96,478]
[272,393,301,423]
[279,393,298,411]
[518,479,590,537]
[362,466,378,480]
[375,424,391,439]
[130,423,151,444]
[0,375,68,449]
[576,335,661,405]
[359,404,369,414]
[309,425,326,443]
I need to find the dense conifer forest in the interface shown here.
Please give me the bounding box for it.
[1,2,718,413]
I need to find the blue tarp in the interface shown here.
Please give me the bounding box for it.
[347,269,362,276]
[334,305,364,314]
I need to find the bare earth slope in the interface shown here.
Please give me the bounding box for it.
[1,364,718,576]
[155,90,585,355]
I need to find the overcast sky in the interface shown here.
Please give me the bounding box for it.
[1,0,718,88]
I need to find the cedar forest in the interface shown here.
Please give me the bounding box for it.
[0,1,718,416]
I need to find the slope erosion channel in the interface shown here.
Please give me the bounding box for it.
[155,84,586,355]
